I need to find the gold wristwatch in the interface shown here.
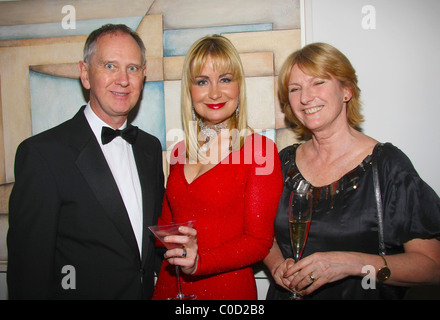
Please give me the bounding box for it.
[377,255,391,282]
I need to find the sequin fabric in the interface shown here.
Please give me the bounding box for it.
[152,134,283,300]
[267,143,440,300]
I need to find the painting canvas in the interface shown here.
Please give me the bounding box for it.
[0,0,303,300]
[0,0,302,184]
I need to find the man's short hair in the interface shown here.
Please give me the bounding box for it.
[83,24,146,66]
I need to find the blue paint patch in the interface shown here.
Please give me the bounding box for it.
[29,71,87,135]
[131,81,166,150]
[163,24,273,57]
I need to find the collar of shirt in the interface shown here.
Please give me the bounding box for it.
[83,102,128,147]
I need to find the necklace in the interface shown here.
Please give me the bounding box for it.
[198,119,229,153]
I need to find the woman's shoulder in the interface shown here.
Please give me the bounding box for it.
[373,142,428,188]
[244,132,273,143]
[241,133,283,177]
[375,142,415,170]
[243,133,280,157]
[243,132,274,148]
[278,143,301,164]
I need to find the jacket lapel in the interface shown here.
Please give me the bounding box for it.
[71,108,140,260]
[132,142,156,266]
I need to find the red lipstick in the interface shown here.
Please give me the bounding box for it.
[206,102,226,110]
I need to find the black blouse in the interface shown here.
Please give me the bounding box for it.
[267,143,440,300]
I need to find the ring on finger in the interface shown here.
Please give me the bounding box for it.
[181,247,187,258]
[309,273,316,282]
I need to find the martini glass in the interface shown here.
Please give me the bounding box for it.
[289,189,313,300]
[149,220,197,300]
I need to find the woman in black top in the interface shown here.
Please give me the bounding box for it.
[264,43,440,299]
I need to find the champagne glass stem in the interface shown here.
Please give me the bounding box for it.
[290,257,302,300]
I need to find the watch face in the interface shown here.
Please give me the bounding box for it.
[377,267,391,282]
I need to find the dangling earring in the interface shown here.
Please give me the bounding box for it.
[192,106,196,121]
[235,101,240,117]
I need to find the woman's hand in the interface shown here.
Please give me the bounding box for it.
[163,226,199,275]
[282,240,440,296]
[271,258,297,292]
[283,252,364,296]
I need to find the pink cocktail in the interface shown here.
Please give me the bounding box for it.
[149,221,196,300]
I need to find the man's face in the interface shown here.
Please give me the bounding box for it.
[79,32,146,128]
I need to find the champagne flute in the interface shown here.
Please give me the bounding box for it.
[149,220,197,300]
[289,189,313,300]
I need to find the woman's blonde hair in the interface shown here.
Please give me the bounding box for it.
[181,34,250,160]
[278,42,363,139]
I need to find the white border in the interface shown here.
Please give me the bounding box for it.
[300,0,313,45]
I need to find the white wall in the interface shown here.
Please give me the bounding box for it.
[303,0,440,195]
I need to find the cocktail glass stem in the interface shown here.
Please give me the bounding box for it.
[169,265,196,300]
[175,266,184,299]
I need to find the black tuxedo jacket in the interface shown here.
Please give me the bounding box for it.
[7,106,164,299]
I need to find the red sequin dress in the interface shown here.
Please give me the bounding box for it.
[152,134,283,300]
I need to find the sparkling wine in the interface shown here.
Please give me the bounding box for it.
[289,219,311,261]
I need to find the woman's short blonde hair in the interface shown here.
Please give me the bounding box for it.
[278,42,363,138]
[181,34,250,160]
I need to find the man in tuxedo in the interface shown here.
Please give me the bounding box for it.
[7,24,164,299]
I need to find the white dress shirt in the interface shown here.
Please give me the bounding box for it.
[84,103,143,256]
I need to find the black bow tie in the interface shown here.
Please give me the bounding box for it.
[101,125,138,145]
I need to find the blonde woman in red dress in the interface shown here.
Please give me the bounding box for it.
[152,35,283,300]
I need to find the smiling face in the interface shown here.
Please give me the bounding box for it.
[79,31,146,128]
[288,64,352,134]
[190,55,239,126]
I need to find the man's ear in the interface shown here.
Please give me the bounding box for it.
[78,61,91,90]
[142,63,147,83]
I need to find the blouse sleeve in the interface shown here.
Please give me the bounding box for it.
[194,135,284,275]
[379,143,440,247]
